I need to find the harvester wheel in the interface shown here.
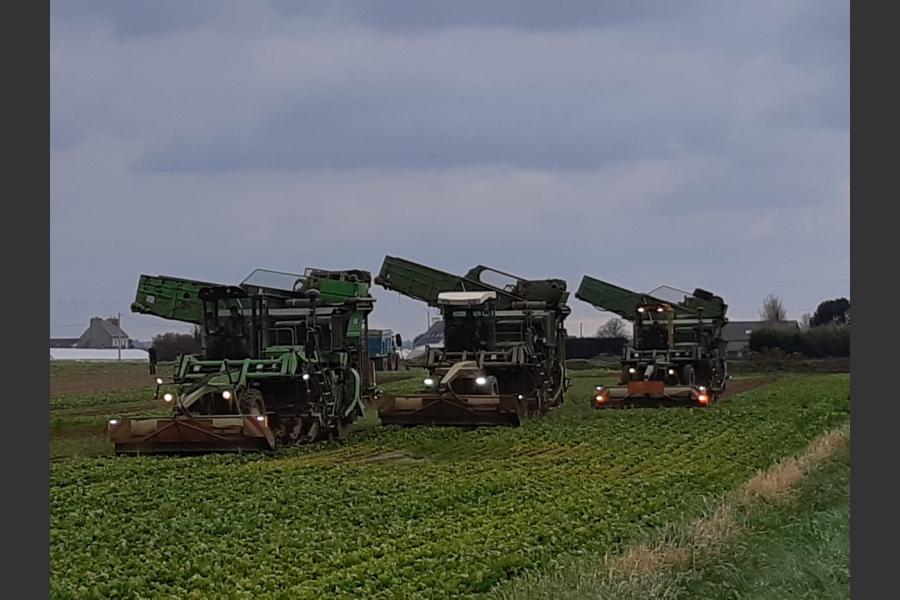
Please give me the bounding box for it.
[305,420,322,443]
[240,388,266,416]
[273,416,303,446]
[683,365,695,386]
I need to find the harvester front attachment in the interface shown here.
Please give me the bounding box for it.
[592,382,714,409]
[109,415,276,454]
[377,393,523,426]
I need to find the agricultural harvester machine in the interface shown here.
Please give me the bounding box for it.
[575,276,728,408]
[108,268,375,454]
[374,256,571,426]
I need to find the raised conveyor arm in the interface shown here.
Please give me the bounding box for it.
[375,256,490,307]
[575,276,654,321]
[131,274,222,324]
[577,276,728,324]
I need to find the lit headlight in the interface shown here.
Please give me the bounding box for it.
[595,386,605,391]
[657,307,664,313]
[699,385,706,392]
[475,376,488,386]
[302,373,310,381]
[155,378,163,385]
[637,307,645,313]
[163,393,174,403]
[108,419,119,426]
[423,377,435,387]
[256,415,265,423]
[517,394,524,400]
[667,369,675,375]
[628,367,636,374]
[221,390,232,400]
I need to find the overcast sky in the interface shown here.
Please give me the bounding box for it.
[51,0,849,342]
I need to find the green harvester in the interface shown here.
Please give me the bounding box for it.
[108,268,375,453]
[374,256,571,426]
[576,276,728,408]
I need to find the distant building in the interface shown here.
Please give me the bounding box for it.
[721,320,800,358]
[76,317,132,349]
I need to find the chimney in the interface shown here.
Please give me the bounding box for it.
[90,317,102,326]
[108,317,120,327]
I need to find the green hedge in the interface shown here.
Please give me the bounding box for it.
[749,325,850,357]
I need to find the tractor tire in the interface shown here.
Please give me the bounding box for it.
[240,388,266,416]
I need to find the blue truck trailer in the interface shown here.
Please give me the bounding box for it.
[368,329,402,371]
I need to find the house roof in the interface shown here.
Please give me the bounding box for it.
[413,320,444,348]
[49,338,80,348]
[721,320,799,342]
[100,320,129,339]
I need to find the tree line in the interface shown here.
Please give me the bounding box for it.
[751,296,850,357]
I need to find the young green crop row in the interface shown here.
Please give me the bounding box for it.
[50,374,850,599]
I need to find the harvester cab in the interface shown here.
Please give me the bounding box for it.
[374,256,570,426]
[576,276,728,408]
[110,267,375,454]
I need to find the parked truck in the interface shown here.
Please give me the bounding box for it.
[374,256,571,426]
[368,328,403,371]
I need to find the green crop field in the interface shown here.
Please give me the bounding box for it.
[50,368,850,599]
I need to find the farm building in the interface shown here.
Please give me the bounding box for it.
[76,317,132,349]
[721,320,800,358]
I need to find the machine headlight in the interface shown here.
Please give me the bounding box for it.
[657,307,664,313]
[302,373,310,381]
[222,390,232,400]
[155,378,163,385]
[517,394,524,400]
[628,367,636,374]
[637,307,645,313]
[108,419,118,426]
[667,369,675,375]
[163,393,174,403]
[475,376,488,386]
[423,377,435,387]
[256,415,266,423]
[699,385,706,392]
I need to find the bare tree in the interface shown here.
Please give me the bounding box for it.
[596,317,628,338]
[800,312,812,329]
[759,294,786,322]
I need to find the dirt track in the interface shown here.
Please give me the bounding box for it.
[720,376,779,400]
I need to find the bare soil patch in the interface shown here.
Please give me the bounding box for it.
[720,376,778,400]
[50,362,158,398]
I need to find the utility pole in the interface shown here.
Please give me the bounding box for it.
[117,312,122,361]
[579,322,583,338]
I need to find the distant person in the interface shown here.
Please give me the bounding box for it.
[148,346,158,375]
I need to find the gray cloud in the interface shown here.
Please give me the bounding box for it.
[50,1,849,341]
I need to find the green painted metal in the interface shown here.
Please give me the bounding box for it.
[117,267,376,453]
[131,275,217,325]
[575,276,726,322]
[576,274,730,404]
[375,256,569,310]
[374,256,571,426]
